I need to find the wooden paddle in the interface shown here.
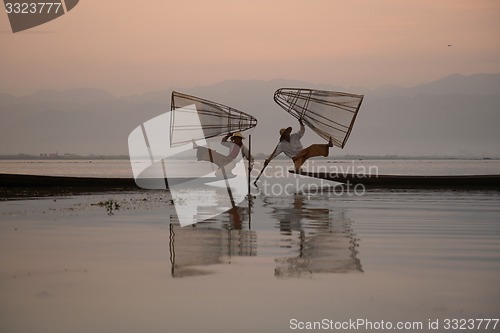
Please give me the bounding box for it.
[253,142,279,186]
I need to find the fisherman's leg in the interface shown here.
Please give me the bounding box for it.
[293,155,306,172]
[292,149,310,171]
[215,162,236,178]
[196,147,227,167]
[307,144,330,158]
[195,147,211,162]
[292,144,330,171]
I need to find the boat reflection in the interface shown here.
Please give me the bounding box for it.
[264,194,363,278]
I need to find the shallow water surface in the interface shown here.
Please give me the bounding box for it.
[0,189,499,332]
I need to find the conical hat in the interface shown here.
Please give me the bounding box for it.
[231,132,245,139]
[279,127,292,136]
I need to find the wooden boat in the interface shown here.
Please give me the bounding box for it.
[0,173,223,198]
[289,171,500,189]
[0,173,138,189]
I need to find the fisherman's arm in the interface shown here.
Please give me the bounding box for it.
[297,119,305,138]
[221,133,233,148]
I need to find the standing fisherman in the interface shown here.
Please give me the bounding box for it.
[265,119,333,172]
[193,132,253,177]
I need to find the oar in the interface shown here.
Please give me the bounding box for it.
[247,135,252,230]
[247,135,252,199]
[253,142,279,186]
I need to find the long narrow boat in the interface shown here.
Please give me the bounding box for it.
[0,173,223,198]
[289,171,500,189]
[1,173,138,189]
[0,173,140,198]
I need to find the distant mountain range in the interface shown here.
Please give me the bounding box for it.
[0,73,499,157]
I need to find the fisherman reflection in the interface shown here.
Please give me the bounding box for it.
[267,194,363,278]
[192,132,253,178]
[275,194,306,235]
[169,205,256,278]
[227,206,243,230]
[223,206,256,258]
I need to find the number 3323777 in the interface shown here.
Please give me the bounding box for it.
[5,3,62,14]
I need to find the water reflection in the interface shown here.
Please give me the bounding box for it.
[169,206,257,278]
[265,194,363,278]
[168,194,363,278]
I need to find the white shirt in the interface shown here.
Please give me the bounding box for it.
[240,144,253,162]
[221,140,253,162]
[271,125,305,159]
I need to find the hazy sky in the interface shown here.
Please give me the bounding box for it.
[1,0,499,95]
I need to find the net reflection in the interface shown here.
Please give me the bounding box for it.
[168,194,362,278]
[264,194,363,278]
[169,206,256,278]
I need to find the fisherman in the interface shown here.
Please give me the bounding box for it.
[265,119,333,172]
[193,132,253,177]
[222,132,252,161]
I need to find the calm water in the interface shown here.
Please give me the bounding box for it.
[1,160,500,332]
[1,159,500,177]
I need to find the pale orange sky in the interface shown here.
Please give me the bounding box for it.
[1,0,499,95]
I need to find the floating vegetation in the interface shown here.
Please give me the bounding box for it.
[96,199,120,215]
